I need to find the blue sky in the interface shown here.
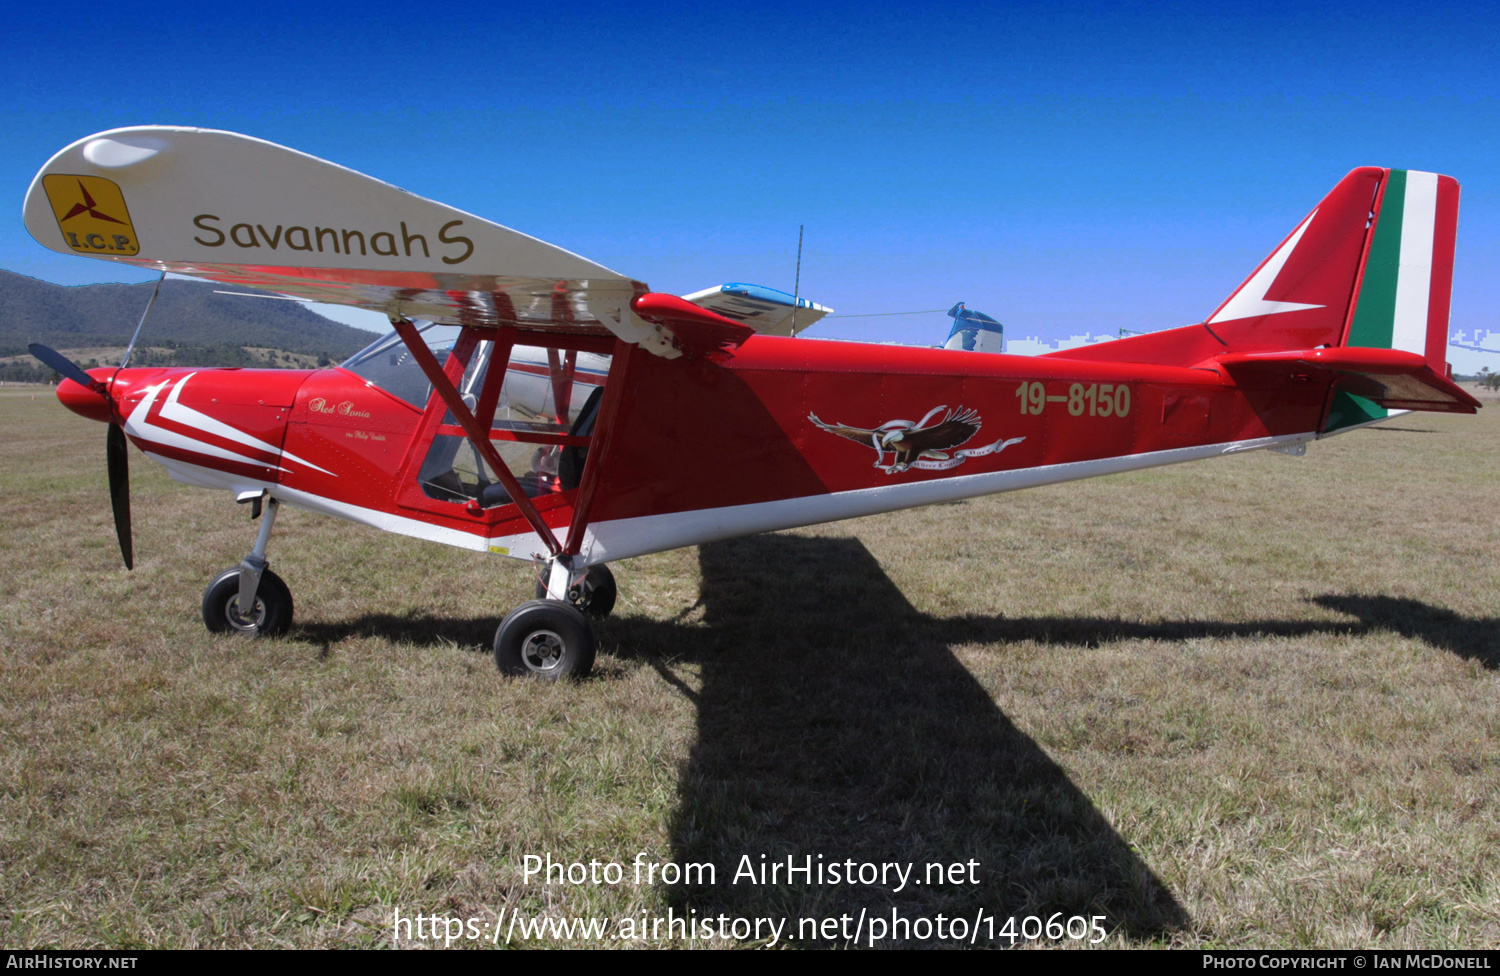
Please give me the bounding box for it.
[5,1,1497,365]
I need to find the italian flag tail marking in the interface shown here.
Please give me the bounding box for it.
[1331,169,1461,432]
[1345,169,1459,366]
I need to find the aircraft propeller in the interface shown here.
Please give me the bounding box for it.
[28,342,134,570]
[28,341,100,391]
[106,423,133,570]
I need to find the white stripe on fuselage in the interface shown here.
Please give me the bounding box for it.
[127,373,334,476]
[572,430,1320,566]
[127,377,287,471]
[143,452,533,554]
[145,429,1323,570]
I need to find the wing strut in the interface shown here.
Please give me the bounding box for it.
[562,340,635,558]
[390,317,563,557]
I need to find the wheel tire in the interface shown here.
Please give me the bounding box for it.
[494,600,596,680]
[202,566,294,637]
[533,564,617,618]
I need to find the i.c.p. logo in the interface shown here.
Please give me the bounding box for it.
[42,174,139,256]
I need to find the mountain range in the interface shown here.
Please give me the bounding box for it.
[0,270,378,362]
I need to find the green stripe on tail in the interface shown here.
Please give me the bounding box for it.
[1346,169,1406,351]
[1327,170,1408,433]
[1326,390,1387,432]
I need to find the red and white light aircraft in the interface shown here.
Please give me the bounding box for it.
[26,127,1478,679]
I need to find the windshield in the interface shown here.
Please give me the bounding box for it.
[341,321,461,407]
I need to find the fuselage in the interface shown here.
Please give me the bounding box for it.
[58,326,1324,568]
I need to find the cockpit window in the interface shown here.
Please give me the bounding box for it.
[414,337,611,507]
[341,321,461,408]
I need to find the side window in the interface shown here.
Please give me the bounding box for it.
[415,340,610,507]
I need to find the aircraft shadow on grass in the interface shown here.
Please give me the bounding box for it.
[1309,594,1499,670]
[295,537,1494,945]
[611,533,1192,945]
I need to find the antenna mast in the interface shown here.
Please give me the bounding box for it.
[791,225,804,337]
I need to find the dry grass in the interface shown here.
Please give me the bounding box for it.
[1,384,1497,948]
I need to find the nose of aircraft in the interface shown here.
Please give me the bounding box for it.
[56,369,116,424]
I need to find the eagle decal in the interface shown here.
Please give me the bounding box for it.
[808,405,1024,474]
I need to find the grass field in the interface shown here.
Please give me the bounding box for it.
[2,384,1497,949]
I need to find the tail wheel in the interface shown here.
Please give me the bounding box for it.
[495,599,596,680]
[534,564,617,618]
[202,567,293,637]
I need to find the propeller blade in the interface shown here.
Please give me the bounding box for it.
[106,424,134,570]
[28,343,101,392]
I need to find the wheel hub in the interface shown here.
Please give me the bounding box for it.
[224,595,265,633]
[520,629,566,672]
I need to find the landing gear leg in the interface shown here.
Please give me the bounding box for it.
[238,496,279,617]
[202,496,293,636]
[534,560,617,617]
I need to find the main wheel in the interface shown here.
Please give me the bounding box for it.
[534,564,617,618]
[202,566,294,637]
[495,600,596,680]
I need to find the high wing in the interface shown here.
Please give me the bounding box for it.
[22,126,751,358]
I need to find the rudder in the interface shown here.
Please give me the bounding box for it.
[1325,169,1465,431]
[1343,169,1459,371]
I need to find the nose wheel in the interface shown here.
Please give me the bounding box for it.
[202,566,293,636]
[202,493,293,637]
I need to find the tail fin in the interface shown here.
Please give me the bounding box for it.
[1203,166,1393,352]
[1212,168,1476,429]
[1206,166,1460,374]
[1047,167,1476,424]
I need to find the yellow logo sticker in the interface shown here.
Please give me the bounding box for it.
[42,175,140,255]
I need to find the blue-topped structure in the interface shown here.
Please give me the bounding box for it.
[944,302,1004,353]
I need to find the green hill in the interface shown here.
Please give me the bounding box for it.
[0,270,379,361]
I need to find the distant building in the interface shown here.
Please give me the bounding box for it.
[1004,333,1117,356]
[1447,329,1500,375]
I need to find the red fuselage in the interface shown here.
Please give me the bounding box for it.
[58,329,1323,567]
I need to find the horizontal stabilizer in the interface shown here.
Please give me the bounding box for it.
[1217,346,1480,414]
[681,283,830,336]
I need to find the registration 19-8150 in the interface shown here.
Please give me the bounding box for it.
[1016,381,1131,418]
